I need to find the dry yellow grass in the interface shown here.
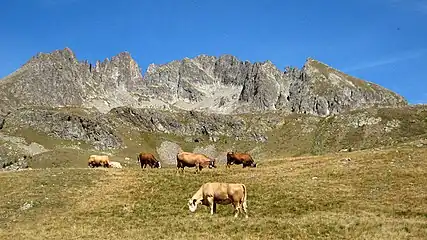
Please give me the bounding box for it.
[1,146,426,239]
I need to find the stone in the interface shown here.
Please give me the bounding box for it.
[156,141,182,165]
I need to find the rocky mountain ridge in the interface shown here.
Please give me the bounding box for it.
[0,47,407,116]
[0,47,414,170]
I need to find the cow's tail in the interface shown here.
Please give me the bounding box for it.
[176,154,181,168]
[176,154,182,174]
[242,184,247,209]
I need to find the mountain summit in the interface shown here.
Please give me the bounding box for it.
[0,48,407,115]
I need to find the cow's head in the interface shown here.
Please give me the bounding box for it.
[244,161,257,168]
[153,161,161,168]
[208,159,217,169]
[188,198,202,212]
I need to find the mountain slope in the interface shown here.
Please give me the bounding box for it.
[0,48,407,115]
[1,104,426,170]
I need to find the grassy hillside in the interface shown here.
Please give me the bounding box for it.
[1,145,426,239]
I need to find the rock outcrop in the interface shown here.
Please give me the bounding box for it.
[0,48,407,116]
[0,48,143,114]
[2,107,123,150]
[109,106,273,142]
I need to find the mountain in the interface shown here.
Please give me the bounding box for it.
[0,47,407,116]
[0,47,418,171]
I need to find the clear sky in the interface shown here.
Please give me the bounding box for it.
[0,0,426,103]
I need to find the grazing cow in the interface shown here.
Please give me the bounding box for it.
[176,152,216,174]
[109,161,123,169]
[88,155,110,168]
[188,182,248,218]
[226,152,257,168]
[137,153,161,168]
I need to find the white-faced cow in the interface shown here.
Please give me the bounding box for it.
[188,182,248,218]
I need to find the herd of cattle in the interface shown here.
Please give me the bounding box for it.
[87,151,257,171]
[87,150,257,217]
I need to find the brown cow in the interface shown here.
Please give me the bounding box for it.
[88,155,110,168]
[137,153,161,168]
[176,152,216,174]
[188,182,248,218]
[226,152,257,168]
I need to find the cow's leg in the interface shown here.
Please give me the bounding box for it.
[233,202,239,218]
[242,200,248,218]
[207,197,215,215]
[177,166,185,174]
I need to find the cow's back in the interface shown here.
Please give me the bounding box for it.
[89,155,109,161]
[177,152,198,166]
[139,153,156,162]
[230,153,252,162]
[203,182,242,201]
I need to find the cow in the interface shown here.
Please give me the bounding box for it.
[88,155,110,168]
[109,161,123,169]
[226,152,257,168]
[176,152,216,174]
[137,153,161,169]
[188,182,248,218]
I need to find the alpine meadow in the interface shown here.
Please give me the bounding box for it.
[0,48,426,240]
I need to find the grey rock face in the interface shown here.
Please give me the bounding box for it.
[0,48,143,114]
[284,59,407,116]
[0,116,5,130]
[1,155,29,171]
[156,141,182,165]
[3,108,123,150]
[0,48,407,116]
[0,143,30,171]
[140,56,407,115]
[109,107,272,142]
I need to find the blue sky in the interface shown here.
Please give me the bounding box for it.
[0,0,426,103]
